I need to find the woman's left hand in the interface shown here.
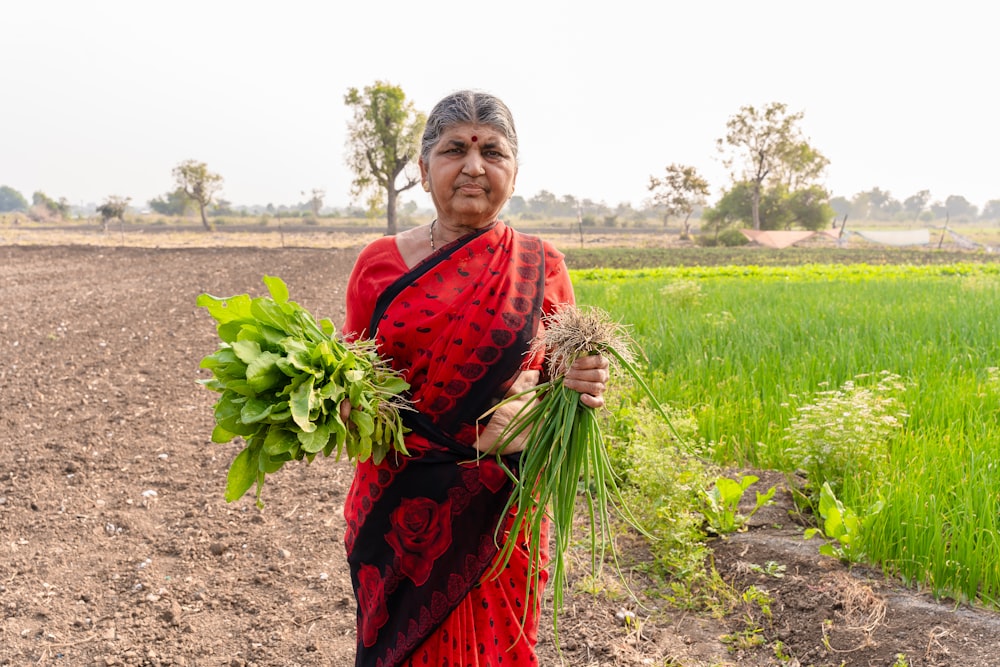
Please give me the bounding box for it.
[563,353,610,409]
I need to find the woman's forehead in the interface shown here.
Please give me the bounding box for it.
[438,123,509,145]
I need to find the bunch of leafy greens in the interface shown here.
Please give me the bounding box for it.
[197,275,410,506]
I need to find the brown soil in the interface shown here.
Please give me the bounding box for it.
[3,239,1000,667]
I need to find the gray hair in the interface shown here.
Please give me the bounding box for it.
[420,90,518,164]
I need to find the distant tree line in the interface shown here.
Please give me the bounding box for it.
[828,188,998,223]
[3,87,1000,234]
[0,186,69,220]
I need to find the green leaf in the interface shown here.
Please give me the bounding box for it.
[318,378,346,403]
[263,427,299,456]
[280,337,311,356]
[298,421,332,453]
[198,293,253,327]
[259,449,289,473]
[246,350,286,393]
[378,376,410,395]
[289,375,317,432]
[263,275,289,304]
[215,392,259,436]
[211,424,237,443]
[282,349,322,377]
[350,409,374,437]
[241,397,275,424]
[231,339,263,365]
[251,299,297,337]
[224,445,259,502]
[217,320,247,343]
[199,346,240,371]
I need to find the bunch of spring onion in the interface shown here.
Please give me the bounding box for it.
[197,275,411,506]
[483,305,683,637]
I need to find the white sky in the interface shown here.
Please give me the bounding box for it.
[1,1,997,211]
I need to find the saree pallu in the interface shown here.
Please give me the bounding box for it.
[342,222,572,667]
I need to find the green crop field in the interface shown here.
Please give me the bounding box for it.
[574,262,1000,605]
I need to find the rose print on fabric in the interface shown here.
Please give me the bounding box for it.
[386,497,454,586]
[357,563,389,647]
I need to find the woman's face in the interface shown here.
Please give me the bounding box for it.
[419,122,517,228]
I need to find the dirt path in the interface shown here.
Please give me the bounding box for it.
[2,243,999,667]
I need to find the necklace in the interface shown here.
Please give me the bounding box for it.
[429,219,437,251]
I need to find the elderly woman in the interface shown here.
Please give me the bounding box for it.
[342,89,609,667]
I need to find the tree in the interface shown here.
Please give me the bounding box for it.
[507,195,528,217]
[902,190,931,221]
[773,141,829,191]
[709,180,833,231]
[344,82,426,235]
[981,200,1000,221]
[701,182,752,238]
[717,102,828,230]
[172,160,223,231]
[786,185,835,231]
[852,187,900,220]
[96,195,130,233]
[148,188,193,216]
[944,195,977,220]
[648,163,710,238]
[829,195,851,219]
[0,185,28,212]
[302,189,325,218]
[528,190,558,217]
[31,191,69,219]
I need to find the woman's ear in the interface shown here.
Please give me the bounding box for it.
[418,158,431,192]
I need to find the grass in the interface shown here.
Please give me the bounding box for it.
[574,263,1000,606]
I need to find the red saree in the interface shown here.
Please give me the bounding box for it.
[342,221,573,667]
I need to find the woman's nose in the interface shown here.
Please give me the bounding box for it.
[462,151,485,175]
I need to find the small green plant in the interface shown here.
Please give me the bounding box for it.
[721,585,773,652]
[772,639,792,662]
[604,386,709,579]
[746,560,786,578]
[741,585,772,618]
[783,371,907,496]
[804,481,883,564]
[658,279,702,307]
[892,653,911,667]
[701,474,776,534]
[720,627,765,650]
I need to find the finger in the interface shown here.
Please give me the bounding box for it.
[570,354,609,371]
[578,392,605,409]
[564,377,606,398]
[565,367,610,385]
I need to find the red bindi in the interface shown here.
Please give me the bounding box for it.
[470,135,478,142]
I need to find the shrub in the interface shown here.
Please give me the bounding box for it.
[782,371,908,497]
[603,385,709,578]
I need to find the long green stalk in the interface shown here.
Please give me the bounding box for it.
[482,306,679,641]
